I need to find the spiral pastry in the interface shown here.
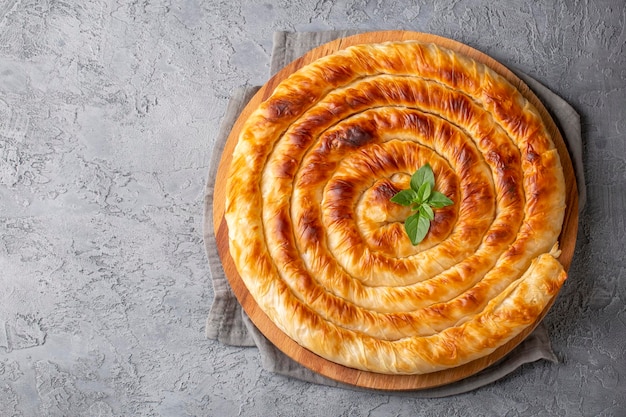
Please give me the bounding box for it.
[225,41,567,375]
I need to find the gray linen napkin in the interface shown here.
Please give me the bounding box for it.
[204,31,585,397]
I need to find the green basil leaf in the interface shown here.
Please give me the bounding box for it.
[392,165,454,245]
[405,211,419,232]
[405,212,430,245]
[390,189,418,206]
[416,213,431,243]
[428,191,454,208]
[410,164,435,191]
[417,181,432,202]
[404,212,420,244]
[420,203,434,220]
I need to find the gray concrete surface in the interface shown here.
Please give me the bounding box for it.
[0,0,624,416]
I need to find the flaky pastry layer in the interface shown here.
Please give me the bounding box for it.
[224,41,567,374]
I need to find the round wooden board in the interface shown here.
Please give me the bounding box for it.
[212,31,579,391]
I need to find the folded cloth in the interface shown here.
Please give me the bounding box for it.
[204,31,584,397]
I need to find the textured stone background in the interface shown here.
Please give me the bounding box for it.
[0,0,624,416]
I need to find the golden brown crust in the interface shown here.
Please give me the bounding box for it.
[225,41,567,374]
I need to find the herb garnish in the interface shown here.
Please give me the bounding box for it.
[390,164,454,245]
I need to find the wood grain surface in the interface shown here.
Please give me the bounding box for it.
[212,30,579,390]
